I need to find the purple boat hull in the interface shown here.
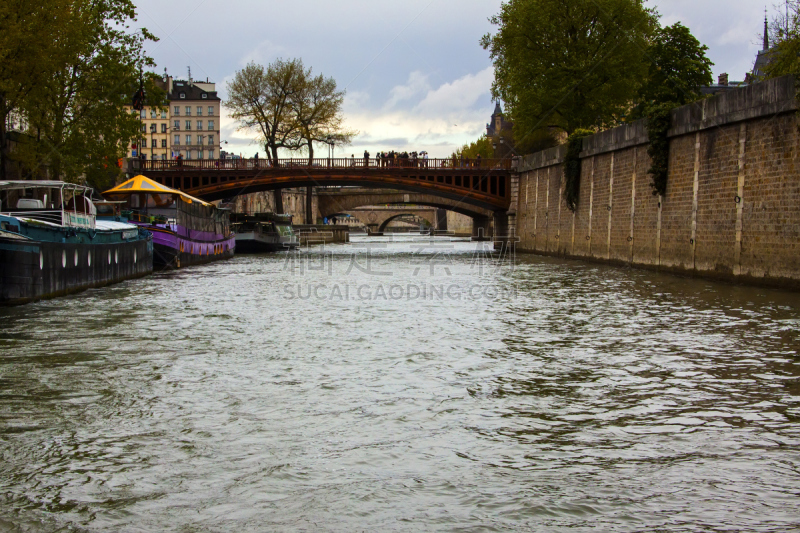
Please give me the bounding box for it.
[131,222,235,269]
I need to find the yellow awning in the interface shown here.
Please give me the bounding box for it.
[103,175,210,206]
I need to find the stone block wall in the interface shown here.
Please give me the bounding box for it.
[513,75,800,288]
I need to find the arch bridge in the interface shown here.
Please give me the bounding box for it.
[130,157,514,214]
[317,187,493,238]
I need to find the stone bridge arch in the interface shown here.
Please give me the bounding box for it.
[317,188,492,238]
[377,212,435,233]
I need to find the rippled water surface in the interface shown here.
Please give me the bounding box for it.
[1,235,800,532]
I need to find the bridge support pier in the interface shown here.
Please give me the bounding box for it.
[305,186,314,224]
[494,171,519,253]
[471,215,491,241]
[435,209,448,232]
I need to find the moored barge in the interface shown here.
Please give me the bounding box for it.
[103,175,234,268]
[230,212,299,253]
[0,180,153,306]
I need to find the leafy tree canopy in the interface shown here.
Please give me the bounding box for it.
[761,1,800,79]
[1,0,159,190]
[451,135,493,160]
[631,22,713,118]
[481,0,658,138]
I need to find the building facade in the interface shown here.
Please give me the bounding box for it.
[126,73,222,161]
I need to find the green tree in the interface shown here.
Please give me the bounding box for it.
[761,1,800,79]
[451,135,493,160]
[631,22,713,117]
[0,0,74,180]
[481,0,658,139]
[3,0,158,190]
[628,23,711,197]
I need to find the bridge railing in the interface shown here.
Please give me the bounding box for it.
[130,157,513,172]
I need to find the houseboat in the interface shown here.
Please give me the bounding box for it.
[0,180,153,306]
[103,175,235,268]
[230,212,299,253]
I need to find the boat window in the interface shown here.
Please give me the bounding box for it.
[146,194,176,208]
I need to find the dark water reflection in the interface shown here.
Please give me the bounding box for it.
[1,235,799,531]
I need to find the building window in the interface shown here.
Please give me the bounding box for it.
[150,109,157,119]
[208,149,214,159]
[208,106,213,116]
[207,120,214,130]
[151,139,157,148]
[149,123,156,133]
[161,123,167,133]
[197,106,203,116]
[189,150,194,159]
[140,124,146,132]
[196,120,203,130]
[185,106,191,116]
[174,134,180,145]
[173,120,180,130]
[161,154,167,160]
[185,135,192,145]
[208,135,214,145]
[161,110,167,119]
[173,106,180,116]
[180,92,185,99]
[185,120,191,130]
[140,109,146,119]
[197,134,203,145]
[201,93,207,99]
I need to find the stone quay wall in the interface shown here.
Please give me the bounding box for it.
[512,75,800,288]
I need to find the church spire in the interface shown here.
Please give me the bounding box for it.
[764,9,770,51]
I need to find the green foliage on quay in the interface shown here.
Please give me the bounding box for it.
[482,2,715,200]
[637,23,713,197]
[481,0,658,140]
[0,0,162,190]
[564,129,593,212]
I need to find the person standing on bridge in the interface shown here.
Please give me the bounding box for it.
[364,150,369,168]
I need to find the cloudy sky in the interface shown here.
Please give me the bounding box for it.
[131,0,771,158]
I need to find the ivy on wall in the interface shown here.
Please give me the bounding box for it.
[564,129,594,211]
[645,103,673,197]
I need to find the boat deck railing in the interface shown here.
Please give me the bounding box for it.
[2,208,68,226]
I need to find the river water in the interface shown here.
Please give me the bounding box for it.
[1,234,799,532]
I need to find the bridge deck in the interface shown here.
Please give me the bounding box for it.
[132,157,514,212]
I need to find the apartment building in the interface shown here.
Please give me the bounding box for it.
[128,103,170,161]
[127,72,222,161]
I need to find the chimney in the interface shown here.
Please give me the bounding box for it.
[718,73,729,86]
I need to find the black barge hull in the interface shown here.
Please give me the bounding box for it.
[0,237,153,306]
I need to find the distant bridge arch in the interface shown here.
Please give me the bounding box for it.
[316,188,494,220]
[377,213,434,233]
